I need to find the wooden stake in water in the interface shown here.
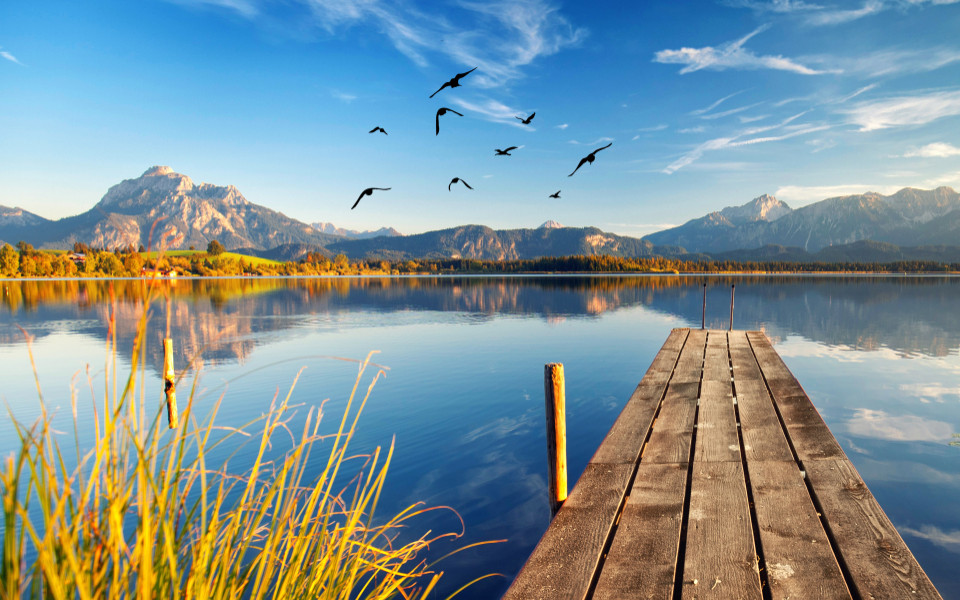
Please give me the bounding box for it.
[544,363,568,517]
[164,294,178,429]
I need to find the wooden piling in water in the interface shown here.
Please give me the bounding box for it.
[544,363,568,517]
[163,338,178,429]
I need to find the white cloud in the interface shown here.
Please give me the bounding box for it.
[700,102,764,120]
[331,89,357,103]
[450,96,530,127]
[774,183,905,204]
[847,408,954,442]
[824,47,960,77]
[166,0,585,87]
[725,0,824,12]
[903,142,960,158]
[637,123,668,132]
[739,114,769,123]
[844,90,960,131]
[653,25,834,75]
[837,83,878,103]
[567,136,614,146]
[805,0,883,25]
[922,171,960,188]
[0,48,23,66]
[900,526,960,554]
[806,138,836,153]
[690,90,744,115]
[555,123,569,130]
[678,126,706,134]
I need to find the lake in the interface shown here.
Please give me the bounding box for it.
[1,275,959,598]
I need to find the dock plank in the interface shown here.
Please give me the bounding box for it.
[682,461,763,599]
[673,329,707,383]
[748,460,851,599]
[702,332,730,381]
[590,329,688,465]
[641,382,698,464]
[501,463,633,600]
[592,462,688,600]
[696,380,740,463]
[805,459,942,599]
[734,379,794,463]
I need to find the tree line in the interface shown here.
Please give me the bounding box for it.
[2,240,959,278]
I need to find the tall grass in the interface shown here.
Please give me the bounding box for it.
[1,284,498,599]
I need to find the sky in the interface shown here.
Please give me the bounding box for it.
[2,0,960,237]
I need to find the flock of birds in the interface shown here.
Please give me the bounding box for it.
[353,67,612,209]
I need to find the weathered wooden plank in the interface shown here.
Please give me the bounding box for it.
[502,463,634,600]
[728,330,764,382]
[696,380,740,463]
[805,459,943,599]
[734,379,794,463]
[592,462,688,600]
[748,460,851,599]
[641,382,699,464]
[682,461,763,599]
[673,329,707,383]
[589,329,688,465]
[702,331,730,381]
[746,331,798,381]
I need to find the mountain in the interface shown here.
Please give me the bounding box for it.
[311,222,402,239]
[539,220,564,229]
[1,166,339,250]
[0,206,50,229]
[320,224,689,261]
[644,187,960,253]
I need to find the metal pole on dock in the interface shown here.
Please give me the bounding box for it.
[701,283,706,329]
[729,284,735,331]
[544,363,568,517]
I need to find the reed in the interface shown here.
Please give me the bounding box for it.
[1,282,497,599]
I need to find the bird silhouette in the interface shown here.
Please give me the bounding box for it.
[351,187,391,210]
[549,190,561,199]
[495,146,518,156]
[436,107,463,135]
[430,67,478,98]
[368,126,387,135]
[569,142,612,176]
[516,112,535,125]
[448,177,473,191]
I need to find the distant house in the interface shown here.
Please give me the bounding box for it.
[67,252,86,265]
[141,266,178,278]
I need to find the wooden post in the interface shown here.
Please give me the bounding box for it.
[701,282,706,329]
[544,363,568,517]
[729,284,736,331]
[163,338,178,429]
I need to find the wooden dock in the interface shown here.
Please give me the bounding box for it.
[504,329,942,599]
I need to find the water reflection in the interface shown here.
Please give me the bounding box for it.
[4,276,960,372]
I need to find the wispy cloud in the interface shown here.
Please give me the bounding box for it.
[724,0,823,13]
[739,114,769,123]
[165,0,585,87]
[555,123,568,129]
[690,90,744,115]
[843,89,960,131]
[806,138,837,153]
[0,47,23,66]
[837,83,878,103]
[903,142,960,158]
[664,111,823,173]
[700,102,764,120]
[636,123,668,132]
[331,89,357,103]
[678,126,706,134]
[818,47,960,77]
[450,96,530,127]
[567,136,614,146]
[653,25,835,75]
[805,0,883,25]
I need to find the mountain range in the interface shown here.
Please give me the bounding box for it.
[2,166,960,263]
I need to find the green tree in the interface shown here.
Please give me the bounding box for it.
[207,240,226,256]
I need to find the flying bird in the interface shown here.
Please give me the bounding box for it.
[429,67,478,98]
[368,126,387,135]
[568,142,612,177]
[516,112,535,125]
[352,187,391,210]
[495,146,518,156]
[549,191,561,199]
[435,107,463,135]
[448,177,473,191]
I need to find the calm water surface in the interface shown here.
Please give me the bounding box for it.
[1,275,959,598]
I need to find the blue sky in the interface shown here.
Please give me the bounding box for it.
[2,0,960,236]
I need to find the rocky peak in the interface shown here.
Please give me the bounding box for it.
[142,165,175,177]
[719,194,792,225]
